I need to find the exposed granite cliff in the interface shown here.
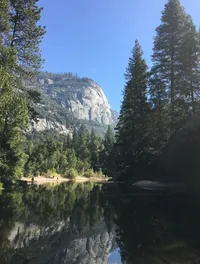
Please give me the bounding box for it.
[31,118,72,135]
[36,72,118,130]
[67,81,112,125]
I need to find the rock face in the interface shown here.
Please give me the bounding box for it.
[65,233,113,264]
[31,118,72,135]
[37,72,117,126]
[68,80,112,125]
[8,221,67,249]
[8,220,115,264]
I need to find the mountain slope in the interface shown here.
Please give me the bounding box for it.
[31,72,118,136]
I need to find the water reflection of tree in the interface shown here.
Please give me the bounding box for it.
[5,183,200,264]
[0,183,109,264]
[105,184,200,264]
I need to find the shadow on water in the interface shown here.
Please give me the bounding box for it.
[103,183,200,264]
[0,182,200,263]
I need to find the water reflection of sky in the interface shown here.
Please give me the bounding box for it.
[108,249,121,264]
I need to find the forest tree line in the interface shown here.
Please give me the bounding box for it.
[1,0,200,183]
[0,0,115,181]
[0,0,46,180]
[24,126,114,179]
[113,0,200,181]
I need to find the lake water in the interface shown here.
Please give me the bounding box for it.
[0,182,200,264]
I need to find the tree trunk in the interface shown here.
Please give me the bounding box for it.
[10,12,18,48]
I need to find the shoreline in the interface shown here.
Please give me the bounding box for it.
[21,175,110,185]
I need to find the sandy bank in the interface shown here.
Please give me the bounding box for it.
[21,175,109,184]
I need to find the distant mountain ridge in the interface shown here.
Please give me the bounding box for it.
[31,72,118,136]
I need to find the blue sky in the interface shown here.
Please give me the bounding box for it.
[38,0,200,111]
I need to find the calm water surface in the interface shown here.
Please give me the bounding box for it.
[0,182,200,264]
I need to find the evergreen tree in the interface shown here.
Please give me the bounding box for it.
[72,128,78,152]
[152,0,191,131]
[0,0,10,44]
[89,129,100,172]
[64,133,72,149]
[148,72,170,157]
[179,15,200,116]
[104,125,115,154]
[44,137,59,172]
[9,0,46,74]
[76,125,90,163]
[58,151,68,175]
[0,0,46,122]
[101,125,115,176]
[0,48,29,179]
[0,0,45,179]
[115,40,149,179]
[66,149,77,170]
[148,0,200,162]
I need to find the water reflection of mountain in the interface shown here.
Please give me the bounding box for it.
[2,182,200,264]
[8,219,114,264]
[0,183,115,264]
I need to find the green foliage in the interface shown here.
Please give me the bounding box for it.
[0,0,45,180]
[101,126,115,176]
[152,0,200,131]
[45,169,61,178]
[76,159,90,175]
[0,0,10,39]
[95,169,105,178]
[0,0,112,181]
[23,128,107,178]
[113,0,200,183]
[64,168,78,179]
[147,0,200,179]
[9,0,46,74]
[89,129,101,172]
[104,126,115,154]
[0,47,29,179]
[84,168,95,178]
[115,40,149,179]
[0,182,107,263]
[3,0,200,186]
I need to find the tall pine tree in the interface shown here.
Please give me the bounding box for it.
[101,125,115,176]
[0,0,45,179]
[0,40,29,179]
[148,72,170,157]
[115,40,149,179]
[179,15,200,116]
[151,0,200,132]
[9,0,46,74]
[89,129,100,172]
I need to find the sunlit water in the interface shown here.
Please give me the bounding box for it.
[0,181,200,264]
